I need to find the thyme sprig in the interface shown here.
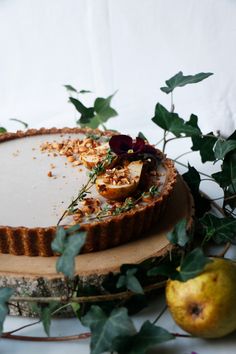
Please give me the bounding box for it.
[57,149,114,225]
[90,185,160,221]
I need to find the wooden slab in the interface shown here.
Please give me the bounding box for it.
[0,174,193,316]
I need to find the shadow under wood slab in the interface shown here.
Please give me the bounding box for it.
[0,175,194,317]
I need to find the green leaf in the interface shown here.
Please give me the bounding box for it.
[70,302,80,316]
[176,248,212,282]
[56,232,86,277]
[9,118,28,129]
[0,288,14,335]
[138,131,148,141]
[69,97,94,125]
[167,219,189,247]
[147,262,178,278]
[148,249,211,281]
[214,139,236,160]
[41,307,51,336]
[81,306,136,354]
[51,227,67,253]
[212,151,236,188]
[224,184,236,210]
[200,214,236,244]
[0,127,7,134]
[227,130,236,141]
[182,164,211,217]
[152,103,201,137]
[70,92,117,129]
[34,302,59,336]
[160,71,213,94]
[64,84,78,92]
[79,89,92,94]
[113,321,174,354]
[116,269,144,294]
[51,226,87,278]
[90,92,118,129]
[191,132,217,162]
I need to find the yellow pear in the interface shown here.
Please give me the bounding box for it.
[166,257,236,338]
[96,160,143,200]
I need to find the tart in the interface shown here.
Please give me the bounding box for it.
[0,128,177,256]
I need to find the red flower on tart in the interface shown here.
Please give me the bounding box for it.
[109,134,157,158]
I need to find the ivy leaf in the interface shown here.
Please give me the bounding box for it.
[55,232,86,277]
[64,85,91,94]
[41,303,59,336]
[0,127,7,134]
[147,262,179,279]
[41,307,52,336]
[9,118,28,129]
[90,92,118,129]
[81,306,136,354]
[191,132,217,162]
[182,164,211,217]
[176,248,212,282]
[64,84,78,92]
[33,302,59,336]
[69,97,94,125]
[160,71,213,94]
[224,184,236,210]
[51,227,67,253]
[214,139,236,160]
[70,92,117,129]
[200,214,236,244]
[70,302,81,316]
[116,269,144,294]
[167,219,190,247]
[152,103,200,137]
[185,114,202,133]
[0,288,14,335]
[212,151,236,188]
[138,131,148,141]
[51,225,86,278]
[227,130,236,141]
[148,249,211,281]
[79,89,92,94]
[113,321,174,354]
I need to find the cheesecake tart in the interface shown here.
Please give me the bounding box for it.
[0,128,177,256]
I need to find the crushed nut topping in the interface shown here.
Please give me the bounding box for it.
[102,166,133,186]
[72,198,102,222]
[40,137,102,166]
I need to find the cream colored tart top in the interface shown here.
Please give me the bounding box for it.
[0,133,166,228]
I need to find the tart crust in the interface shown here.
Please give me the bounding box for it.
[0,128,177,256]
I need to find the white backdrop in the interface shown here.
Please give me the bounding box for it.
[1,2,236,353]
[0,0,236,141]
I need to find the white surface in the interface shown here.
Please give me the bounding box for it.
[2,289,236,354]
[1,0,236,352]
[0,0,236,138]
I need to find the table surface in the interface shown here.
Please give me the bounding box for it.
[2,289,236,354]
[1,137,236,354]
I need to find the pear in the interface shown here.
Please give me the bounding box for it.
[80,143,110,169]
[166,257,236,338]
[96,160,143,200]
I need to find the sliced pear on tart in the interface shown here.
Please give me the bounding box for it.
[80,142,110,169]
[96,160,143,200]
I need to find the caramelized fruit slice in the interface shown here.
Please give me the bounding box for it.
[96,160,143,200]
[80,143,110,169]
